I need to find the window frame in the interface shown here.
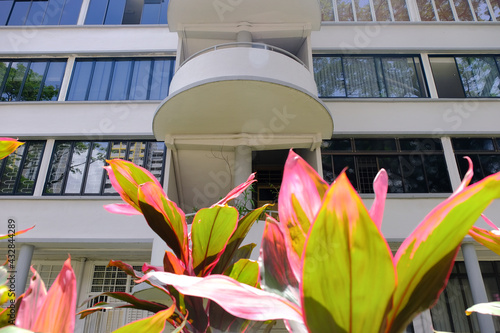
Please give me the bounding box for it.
[2,0,83,26]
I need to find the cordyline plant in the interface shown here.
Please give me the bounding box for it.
[80,159,272,332]
[132,150,500,333]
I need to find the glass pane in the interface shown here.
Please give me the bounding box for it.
[0,145,24,194]
[0,61,8,91]
[453,0,474,20]
[16,142,45,195]
[1,61,28,101]
[344,57,385,97]
[400,138,443,151]
[43,0,63,25]
[67,61,93,100]
[141,1,161,24]
[435,0,455,20]
[333,156,357,188]
[379,156,404,193]
[158,0,168,24]
[44,142,72,194]
[88,60,113,100]
[26,1,48,25]
[129,60,152,100]
[429,57,466,98]
[424,155,452,192]
[123,0,144,24]
[7,1,31,25]
[40,61,65,101]
[85,0,108,24]
[456,56,500,97]
[109,60,132,100]
[355,138,397,151]
[373,0,392,20]
[456,154,484,183]
[128,141,147,166]
[0,1,14,25]
[452,137,495,151]
[64,142,90,194]
[416,0,437,20]
[144,142,164,182]
[322,154,334,184]
[399,155,427,193]
[104,0,126,24]
[391,0,410,20]
[104,141,128,193]
[471,0,492,20]
[491,0,500,19]
[314,56,346,98]
[149,59,173,100]
[319,0,335,20]
[354,0,373,20]
[322,139,353,151]
[431,289,454,331]
[355,156,378,193]
[479,154,500,177]
[20,62,47,101]
[59,0,83,25]
[84,142,109,194]
[337,0,355,20]
[382,57,421,97]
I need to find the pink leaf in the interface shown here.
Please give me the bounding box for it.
[0,138,24,160]
[104,203,143,216]
[212,173,256,207]
[136,272,304,323]
[16,268,47,330]
[369,169,388,229]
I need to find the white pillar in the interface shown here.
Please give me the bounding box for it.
[461,243,496,333]
[234,145,253,210]
[15,244,34,296]
[412,310,433,333]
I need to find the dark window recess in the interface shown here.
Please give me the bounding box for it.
[321,138,452,193]
[43,140,166,195]
[0,59,66,102]
[0,141,45,195]
[453,137,500,184]
[430,56,500,98]
[66,58,175,101]
[1,0,83,26]
[85,0,169,25]
[313,55,428,98]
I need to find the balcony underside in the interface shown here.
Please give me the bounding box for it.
[153,78,333,147]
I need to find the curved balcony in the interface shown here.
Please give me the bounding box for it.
[153,43,333,147]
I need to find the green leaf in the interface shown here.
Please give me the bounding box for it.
[191,206,238,276]
[112,306,175,333]
[302,172,395,333]
[212,205,270,274]
[224,259,259,286]
[466,302,500,316]
[389,172,500,333]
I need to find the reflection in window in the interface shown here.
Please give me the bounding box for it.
[313,55,427,98]
[430,56,500,98]
[43,140,166,195]
[1,0,83,26]
[0,141,45,195]
[416,0,497,20]
[321,138,452,193]
[320,0,410,21]
[85,0,168,25]
[0,60,66,102]
[453,137,500,184]
[66,58,175,101]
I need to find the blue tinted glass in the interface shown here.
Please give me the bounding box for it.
[20,62,47,101]
[85,0,108,24]
[159,0,168,23]
[7,1,31,25]
[104,0,126,24]
[0,1,14,25]
[129,60,152,100]
[41,61,65,101]
[1,62,28,101]
[456,57,500,97]
[59,0,83,24]
[109,60,132,100]
[25,1,48,25]
[88,61,112,100]
[67,61,93,100]
[141,2,160,24]
[150,59,172,99]
[42,0,63,24]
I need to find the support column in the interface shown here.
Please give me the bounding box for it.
[412,310,433,333]
[462,242,496,332]
[234,145,253,210]
[15,244,34,296]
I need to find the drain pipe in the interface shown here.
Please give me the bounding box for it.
[237,30,252,43]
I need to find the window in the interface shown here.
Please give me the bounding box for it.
[0,0,83,26]
[0,141,45,195]
[313,55,428,98]
[85,0,168,25]
[417,0,499,21]
[66,58,174,101]
[321,138,452,193]
[43,140,166,195]
[319,0,410,21]
[0,60,66,102]
[430,56,500,98]
[453,137,500,183]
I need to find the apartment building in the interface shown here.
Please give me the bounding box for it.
[0,0,499,331]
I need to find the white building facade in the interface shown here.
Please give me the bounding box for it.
[1,0,500,331]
